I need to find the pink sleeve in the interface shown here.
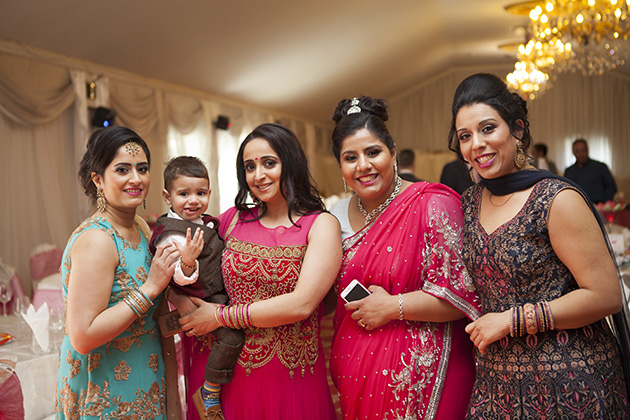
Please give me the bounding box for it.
[218,207,238,238]
[420,186,481,320]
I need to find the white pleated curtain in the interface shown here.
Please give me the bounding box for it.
[388,65,630,189]
[3,51,629,297]
[0,50,333,296]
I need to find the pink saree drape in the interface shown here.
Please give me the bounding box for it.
[330,182,480,420]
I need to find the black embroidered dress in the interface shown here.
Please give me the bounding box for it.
[461,178,628,419]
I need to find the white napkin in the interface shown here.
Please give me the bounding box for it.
[22,302,50,351]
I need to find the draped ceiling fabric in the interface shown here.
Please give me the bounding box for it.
[0,48,333,296]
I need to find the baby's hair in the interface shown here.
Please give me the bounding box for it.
[163,156,209,191]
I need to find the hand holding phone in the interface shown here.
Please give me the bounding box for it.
[340,279,371,303]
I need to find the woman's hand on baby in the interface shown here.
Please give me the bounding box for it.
[144,242,179,297]
[179,296,221,336]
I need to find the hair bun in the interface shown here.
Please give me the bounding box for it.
[332,95,389,123]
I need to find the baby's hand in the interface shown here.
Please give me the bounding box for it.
[174,227,204,267]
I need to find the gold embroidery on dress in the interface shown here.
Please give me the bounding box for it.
[135,265,148,283]
[114,360,131,381]
[149,353,159,374]
[66,351,81,378]
[88,352,101,373]
[56,377,166,419]
[223,237,320,378]
[56,216,166,419]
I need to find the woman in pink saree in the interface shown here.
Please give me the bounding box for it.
[328,96,481,419]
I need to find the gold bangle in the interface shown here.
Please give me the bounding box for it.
[524,303,537,335]
[127,290,147,313]
[398,294,404,321]
[130,289,152,313]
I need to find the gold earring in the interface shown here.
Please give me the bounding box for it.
[96,188,107,212]
[514,140,526,170]
[343,179,348,193]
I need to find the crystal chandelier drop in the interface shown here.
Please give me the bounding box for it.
[505,0,630,99]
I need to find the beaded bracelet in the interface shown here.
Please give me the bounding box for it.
[398,294,404,321]
[180,259,197,272]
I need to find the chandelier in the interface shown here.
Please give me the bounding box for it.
[505,0,630,99]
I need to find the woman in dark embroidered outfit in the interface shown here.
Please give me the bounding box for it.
[450,73,629,419]
[55,127,180,419]
[179,123,342,419]
[328,96,480,420]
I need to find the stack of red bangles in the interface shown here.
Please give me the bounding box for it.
[216,303,253,329]
[510,301,555,337]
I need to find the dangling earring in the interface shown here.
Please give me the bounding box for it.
[514,140,526,169]
[143,199,147,210]
[394,162,399,179]
[343,179,348,194]
[96,188,107,213]
[249,191,261,206]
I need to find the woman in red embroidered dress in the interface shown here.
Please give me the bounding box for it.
[179,123,342,419]
[328,96,480,419]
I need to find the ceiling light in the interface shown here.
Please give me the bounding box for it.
[504,0,630,98]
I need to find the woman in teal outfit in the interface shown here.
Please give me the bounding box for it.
[55,126,180,419]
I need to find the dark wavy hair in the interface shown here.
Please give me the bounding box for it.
[163,156,209,192]
[331,95,396,161]
[448,73,532,161]
[235,123,324,225]
[78,126,150,205]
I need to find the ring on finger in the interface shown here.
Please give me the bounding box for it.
[358,320,366,328]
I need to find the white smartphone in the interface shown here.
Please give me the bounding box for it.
[340,279,371,303]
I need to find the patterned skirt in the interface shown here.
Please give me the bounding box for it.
[466,320,628,420]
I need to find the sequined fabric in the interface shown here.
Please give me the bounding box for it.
[330,183,480,420]
[222,236,320,377]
